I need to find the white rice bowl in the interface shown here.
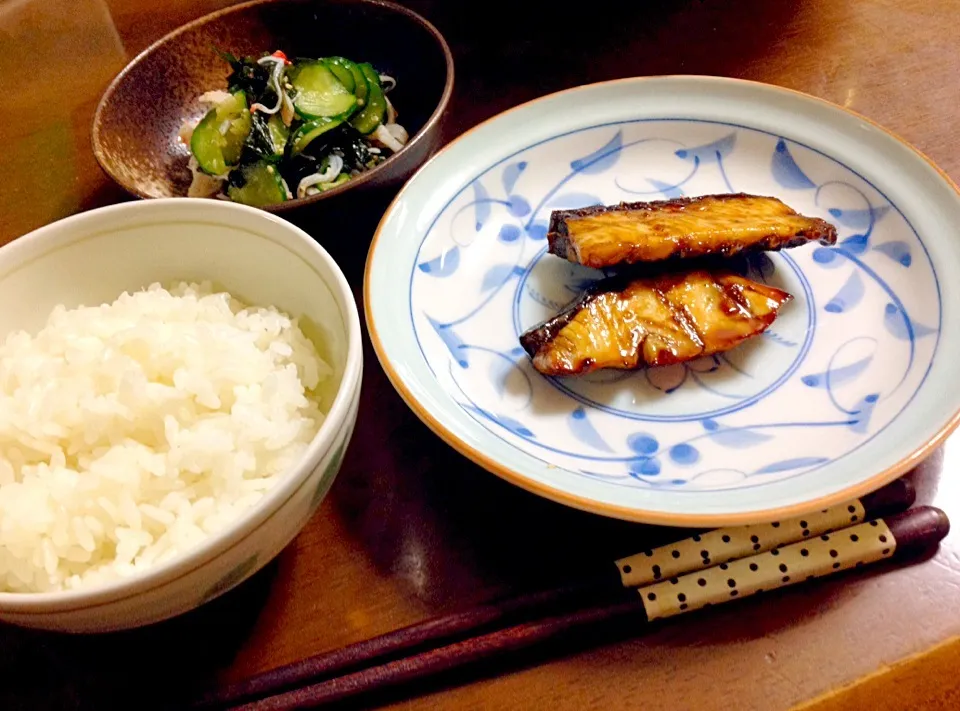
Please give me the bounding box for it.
[0,281,331,593]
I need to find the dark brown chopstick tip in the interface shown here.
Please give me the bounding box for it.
[886,506,949,556]
[860,477,916,518]
[204,506,950,711]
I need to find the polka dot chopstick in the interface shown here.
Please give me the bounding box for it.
[201,479,924,709]
[637,509,927,620]
[616,477,915,587]
[215,505,947,711]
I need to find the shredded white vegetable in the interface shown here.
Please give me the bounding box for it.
[296,155,344,198]
[280,92,296,126]
[379,74,396,92]
[198,90,232,106]
[178,119,195,146]
[372,123,407,153]
[250,57,287,115]
[186,156,225,197]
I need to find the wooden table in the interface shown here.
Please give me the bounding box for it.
[3,0,960,708]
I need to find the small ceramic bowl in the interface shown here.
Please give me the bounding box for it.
[0,199,362,632]
[91,0,454,211]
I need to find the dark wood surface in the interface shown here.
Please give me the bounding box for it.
[3,1,960,709]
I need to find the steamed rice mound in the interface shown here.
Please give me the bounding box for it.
[0,282,331,593]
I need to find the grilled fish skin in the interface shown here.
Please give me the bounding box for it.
[519,270,792,377]
[547,193,837,269]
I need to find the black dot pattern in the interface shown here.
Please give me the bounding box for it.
[637,518,895,621]
[616,500,871,589]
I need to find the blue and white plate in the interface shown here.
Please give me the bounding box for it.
[365,76,960,526]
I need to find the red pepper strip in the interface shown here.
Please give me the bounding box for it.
[270,50,291,65]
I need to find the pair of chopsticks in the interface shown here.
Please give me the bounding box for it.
[191,478,946,710]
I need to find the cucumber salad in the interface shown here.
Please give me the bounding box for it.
[179,50,408,206]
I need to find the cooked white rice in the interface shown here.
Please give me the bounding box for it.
[0,282,331,593]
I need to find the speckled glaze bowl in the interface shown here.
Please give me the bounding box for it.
[91,0,454,211]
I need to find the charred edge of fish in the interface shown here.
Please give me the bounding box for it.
[518,289,596,360]
[546,193,839,263]
[519,271,792,375]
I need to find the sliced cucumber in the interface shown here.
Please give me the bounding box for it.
[190,91,252,175]
[319,173,350,191]
[327,57,368,107]
[226,161,287,207]
[290,61,356,119]
[349,64,386,135]
[325,59,356,92]
[289,116,345,156]
[266,114,290,159]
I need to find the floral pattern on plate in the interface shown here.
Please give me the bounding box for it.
[409,120,940,491]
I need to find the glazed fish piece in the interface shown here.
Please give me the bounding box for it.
[547,193,837,269]
[519,270,792,377]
